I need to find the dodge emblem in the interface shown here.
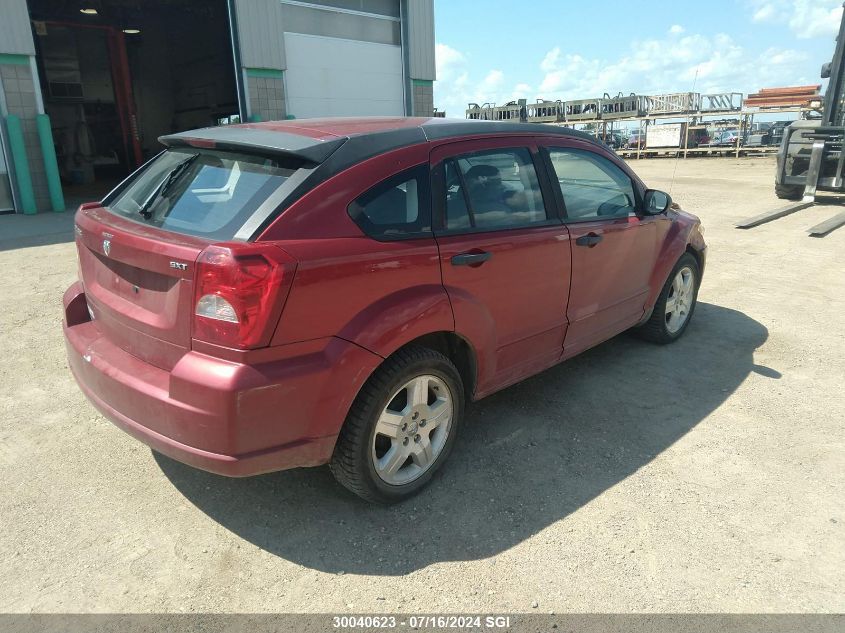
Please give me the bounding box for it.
[103,240,111,256]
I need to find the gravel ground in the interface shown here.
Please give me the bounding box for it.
[0,156,842,614]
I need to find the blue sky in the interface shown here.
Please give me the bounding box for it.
[433,0,843,115]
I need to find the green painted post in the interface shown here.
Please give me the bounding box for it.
[5,115,36,215]
[36,114,65,212]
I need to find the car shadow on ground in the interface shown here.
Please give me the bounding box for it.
[155,302,772,575]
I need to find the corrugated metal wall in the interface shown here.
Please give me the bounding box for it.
[0,0,36,56]
[406,0,435,81]
[233,0,287,70]
[231,0,434,78]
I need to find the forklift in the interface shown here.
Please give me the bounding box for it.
[737,2,845,236]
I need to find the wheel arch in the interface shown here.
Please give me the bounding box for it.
[391,331,478,400]
[685,243,704,274]
[638,229,702,326]
[346,329,479,414]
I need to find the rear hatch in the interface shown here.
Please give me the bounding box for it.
[75,142,320,369]
[76,204,208,370]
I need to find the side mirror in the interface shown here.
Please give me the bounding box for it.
[821,62,831,79]
[643,189,672,215]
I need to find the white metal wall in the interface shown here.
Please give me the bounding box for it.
[406,0,435,81]
[232,0,287,70]
[283,32,404,117]
[0,0,36,55]
[231,0,434,80]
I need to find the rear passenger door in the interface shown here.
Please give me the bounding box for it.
[431,139,572,397]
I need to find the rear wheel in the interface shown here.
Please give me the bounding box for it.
[775,183,803,200]
[330,346,464,504]
[635,253,700,344]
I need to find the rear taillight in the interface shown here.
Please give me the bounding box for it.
[193,244,296,349]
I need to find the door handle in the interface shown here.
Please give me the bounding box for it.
[451,251,492,266]
[575,233,603,247]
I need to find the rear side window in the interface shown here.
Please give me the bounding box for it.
[107,148,304,240]
[442,148,550,232]
[348,165,431,241]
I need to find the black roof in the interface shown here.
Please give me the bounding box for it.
[420,118,599,143]
[160,117,603,166]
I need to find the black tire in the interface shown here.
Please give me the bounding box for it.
[775,183,803,200]
[634,253,701,344]
[330,346,464,504]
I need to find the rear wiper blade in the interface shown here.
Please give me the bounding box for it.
[138,153,199,220]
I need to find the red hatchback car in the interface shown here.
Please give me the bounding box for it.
[63,117,706,503]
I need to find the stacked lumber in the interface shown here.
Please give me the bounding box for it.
[744,85,821,108]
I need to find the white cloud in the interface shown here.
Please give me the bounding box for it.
[535,28,815,101]
[789,0,842,38]
[434,44,541,115]
[434,7,827,117]
[435,43,465,81]
[540,47,561,73]
[749,0,842,39]
[753,3,776,22]
[480,70,505,93]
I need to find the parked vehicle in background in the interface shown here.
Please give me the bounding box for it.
[712,129,742,147]
[745,130,773,147]
[62,118,706,504]
[775,7,845,202]
[691,129,711,146]
[767,121,792,147]
[626,130,645,149]
[601,131,626,149]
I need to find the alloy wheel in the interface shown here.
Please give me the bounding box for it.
[665,266,695,334]
[371,375,453,486]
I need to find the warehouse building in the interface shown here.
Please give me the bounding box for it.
[0,0,436,214]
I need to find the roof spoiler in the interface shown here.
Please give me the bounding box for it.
[159,127,346,164]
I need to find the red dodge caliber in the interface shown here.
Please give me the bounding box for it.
[63,118,706,503]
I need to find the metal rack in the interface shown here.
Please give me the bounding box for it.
[465,92,819,159]
[611,106,815,159]
[539,106,814,159]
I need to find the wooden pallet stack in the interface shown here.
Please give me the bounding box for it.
[744,85,822,109]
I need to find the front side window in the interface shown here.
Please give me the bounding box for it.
[347,165,431,240]
[108,148,302,240]
[442,148,550,232]
[547,148,638,220]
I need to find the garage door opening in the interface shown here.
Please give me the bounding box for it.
[27,0,239,201]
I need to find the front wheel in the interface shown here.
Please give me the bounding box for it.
[635,253,701,344]
[330,346,464,504]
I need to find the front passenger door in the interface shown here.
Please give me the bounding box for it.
[545,146,660,358]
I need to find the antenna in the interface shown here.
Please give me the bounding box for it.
[669,66,700,196]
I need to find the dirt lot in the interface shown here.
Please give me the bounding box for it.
[0,156,843,614]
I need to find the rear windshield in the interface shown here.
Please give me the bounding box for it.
[106,148,302,240]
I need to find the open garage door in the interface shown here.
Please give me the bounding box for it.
[27,0,239,200]
[283,32,404,118]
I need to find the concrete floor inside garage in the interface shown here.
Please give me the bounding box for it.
[0,156,842,612]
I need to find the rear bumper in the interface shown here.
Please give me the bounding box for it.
[62,282,382,477]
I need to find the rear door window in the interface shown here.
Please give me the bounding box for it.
[442,148,551,232]
[107,148,303,240]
